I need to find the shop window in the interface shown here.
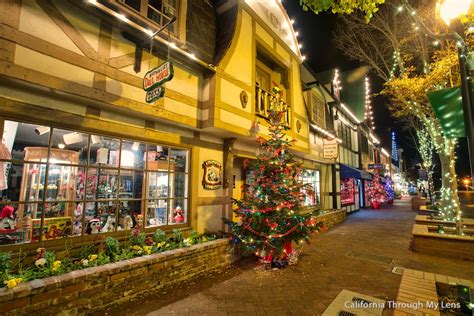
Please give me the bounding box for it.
[301,169,321,206]
[341,178,355,206]
[0,119,190,246]
[120,0,179,35]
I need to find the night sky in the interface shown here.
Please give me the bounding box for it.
[283,1,471,181]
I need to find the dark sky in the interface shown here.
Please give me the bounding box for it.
[282,2,471,179]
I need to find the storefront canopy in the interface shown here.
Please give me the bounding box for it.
[340,163,372,180]
[427,87,465,138]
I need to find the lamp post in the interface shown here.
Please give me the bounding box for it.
[437,0,474,180]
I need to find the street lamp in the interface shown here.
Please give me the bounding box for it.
[437,0,472,25]
[463,178,470,191]
[437,0,474,181]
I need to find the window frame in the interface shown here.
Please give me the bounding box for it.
[300,168,321,208]
[0,118,191,247]
[116,0,186,41]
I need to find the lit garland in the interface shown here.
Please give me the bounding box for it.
[389,51,401,79]
[391,132,398,164]
[333,69,342,99]
[364,76,375,130]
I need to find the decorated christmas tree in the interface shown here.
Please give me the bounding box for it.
[384,177,395,203]
[225,110,322,265]
[367,172,387,208]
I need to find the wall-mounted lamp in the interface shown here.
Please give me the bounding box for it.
[34,126,50,136]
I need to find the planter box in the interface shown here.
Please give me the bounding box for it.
[315,209,346,228]
[411,196,426,211]
[0,239,238,315]
[415,215,474,229]
[411,224,474,261]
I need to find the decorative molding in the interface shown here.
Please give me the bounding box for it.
[240,90,248,109]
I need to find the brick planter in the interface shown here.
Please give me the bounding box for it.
[0,239,238,315]
[315,209,347,228]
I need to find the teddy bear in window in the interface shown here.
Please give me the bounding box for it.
[0,205,16,230]
[86,218,101,234]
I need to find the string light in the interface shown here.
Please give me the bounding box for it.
[364,76,375,130]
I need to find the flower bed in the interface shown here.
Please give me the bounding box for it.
[0,238,237,315]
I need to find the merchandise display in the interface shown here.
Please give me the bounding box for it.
[0,120,190,246]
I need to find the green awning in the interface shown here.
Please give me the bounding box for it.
[427,87,465,138]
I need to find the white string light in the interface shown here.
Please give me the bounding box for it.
[364,76,375,130]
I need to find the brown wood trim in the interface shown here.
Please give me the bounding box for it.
[93,72,107,91]
[197,197,225,206]
[0,39,15,63]
[109,51,154,69]
[36,0,97,59]
[97,21,112,64]
[0,0,22,29]
[0,60,199,127]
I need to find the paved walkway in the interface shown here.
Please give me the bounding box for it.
[105,199,474,316]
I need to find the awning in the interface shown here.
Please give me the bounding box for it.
[427,87,465,138]
[340,163,372,180]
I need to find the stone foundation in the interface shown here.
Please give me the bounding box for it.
[315,209,347,228]
[0,239,237,315]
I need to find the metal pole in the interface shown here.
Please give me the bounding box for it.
[458,45,474,180]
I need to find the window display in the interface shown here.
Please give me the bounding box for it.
[0,120,190,246]
[341,177,355,206]
[301,169,321,206]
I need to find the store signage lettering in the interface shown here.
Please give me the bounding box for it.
[202,160,222,190]
[368,164,384,169]
[143,61,174,91]
[146,86,165,103]
[323,139,339,159]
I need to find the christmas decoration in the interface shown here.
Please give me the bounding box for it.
[366,172,386,209]
[225,110,323,267]
[384,177,395,204]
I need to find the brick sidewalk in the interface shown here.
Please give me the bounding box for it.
[104,200,474,316]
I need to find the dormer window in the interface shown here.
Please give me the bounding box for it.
[119,0,179,35]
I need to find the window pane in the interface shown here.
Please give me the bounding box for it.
[170,148,188,172]
[3,121,50,161]
[21,163,47,203]
[84,201,116,234]
[146,145,168,171]
[119,171,144,199]
[0,163,24,202]
[45,165,82,201]
[89,136,120,167]
[0,203,40,245]
[146,199,167,227]
[86,168,119,200]
[170,199,186,224]
[40,202,78,239]
[124,0,141,11]
[147,172,168,199]
[50,128,88,164]
[171,172,187,198]
[121,141,146,169]
[119,200,142,230]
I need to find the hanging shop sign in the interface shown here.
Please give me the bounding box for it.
[202,160,222,190]
[146,86,165,104]
[323,139,339,159]
[142,61,174,102]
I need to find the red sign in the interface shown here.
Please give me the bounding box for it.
[143,61,174,91]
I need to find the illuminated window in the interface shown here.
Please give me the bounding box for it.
[120,0,179,35]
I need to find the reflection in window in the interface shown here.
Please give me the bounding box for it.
[0,119,189,246]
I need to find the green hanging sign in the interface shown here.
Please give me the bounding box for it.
[427,87,465,138]
[142,61,174,103]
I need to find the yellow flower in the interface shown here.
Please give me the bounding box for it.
[89,254,98,261]
[52,260,61,272]
[5,279,18,289]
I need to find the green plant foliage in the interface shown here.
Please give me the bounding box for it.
[188,231,200,245]
[104,237,120,258]
[129,232,146,247]
[299,0,385,22]
[153,229,167,243]
[172,229,184,245]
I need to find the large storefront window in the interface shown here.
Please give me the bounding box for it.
[0,120,189,245]
[301,169,320,207]
[341,177,355,206]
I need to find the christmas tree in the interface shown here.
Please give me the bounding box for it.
[226,110,322,264]
[384,177,395,201]
[367,172,387,208]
